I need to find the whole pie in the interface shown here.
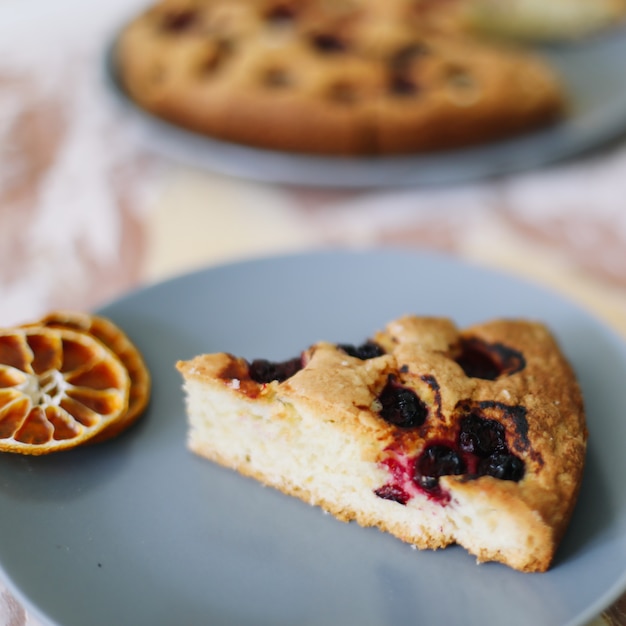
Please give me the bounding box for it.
[114,0,566,155]
[176,315,587,572]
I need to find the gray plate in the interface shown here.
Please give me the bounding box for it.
[1,250,626,626]
[104,25,626,187]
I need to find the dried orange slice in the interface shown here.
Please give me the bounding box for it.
[0,326,130,455]
[28,310,151,443]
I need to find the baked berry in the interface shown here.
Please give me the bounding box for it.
[414,444,465,491]
[455,337,525,380]
[480,453,525,482]
[390,74,419,96]
[455,343,499,380]
[265,3,296,22]
[311,33,346,53]
[378,378,427,428]
[161,9,197,32]
[338,341,384,360]
[374,484,410,505]
[458,414,506,458]
[248,357,302,384]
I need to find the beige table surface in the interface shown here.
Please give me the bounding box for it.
[1,0,626,624]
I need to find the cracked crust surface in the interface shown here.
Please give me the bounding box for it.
[115,0,566,155]
[177,315,587,572]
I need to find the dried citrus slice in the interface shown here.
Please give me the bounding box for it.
[0,326,130,455]
[28,310,151,442]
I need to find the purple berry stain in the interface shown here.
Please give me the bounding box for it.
[375,452,417,505]
[375,411,525,506]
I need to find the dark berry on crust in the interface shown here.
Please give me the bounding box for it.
[264,3,297,22]
[414,444,465,492]
[389,74,419,96]
[378,376,428,428]
[457,410,526,481]
[458,413,507,458]
[338,341,385,360]
[480,453,525,481]
[248,357,302,383]
[455,337,525,380]
[395,411,526,503]
[473,401,535,462]
[160,9,197,32]
[310,33,347,53]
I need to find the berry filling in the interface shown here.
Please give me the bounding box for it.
[247,357,302,384]
[376,413,525,506]
[375,452,419,505]
[389,75,419,96]
[478,453,525,482]
[161,9,197,32]
[455,337,525,380]
[243,337,384,387]
[264,3,297,22]
[310,33,347,53]
[374,483,410,505]
[458,413,506,458]
[337,341,385,360]
[414,444,465,497]
[378,376,427,428]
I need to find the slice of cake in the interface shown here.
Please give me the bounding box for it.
[176,315,587,572]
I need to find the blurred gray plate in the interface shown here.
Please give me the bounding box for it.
[1,249,626,626]
[104,26,626,187]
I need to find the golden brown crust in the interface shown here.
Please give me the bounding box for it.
[177,315,587,572]
[115,0,566,156]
